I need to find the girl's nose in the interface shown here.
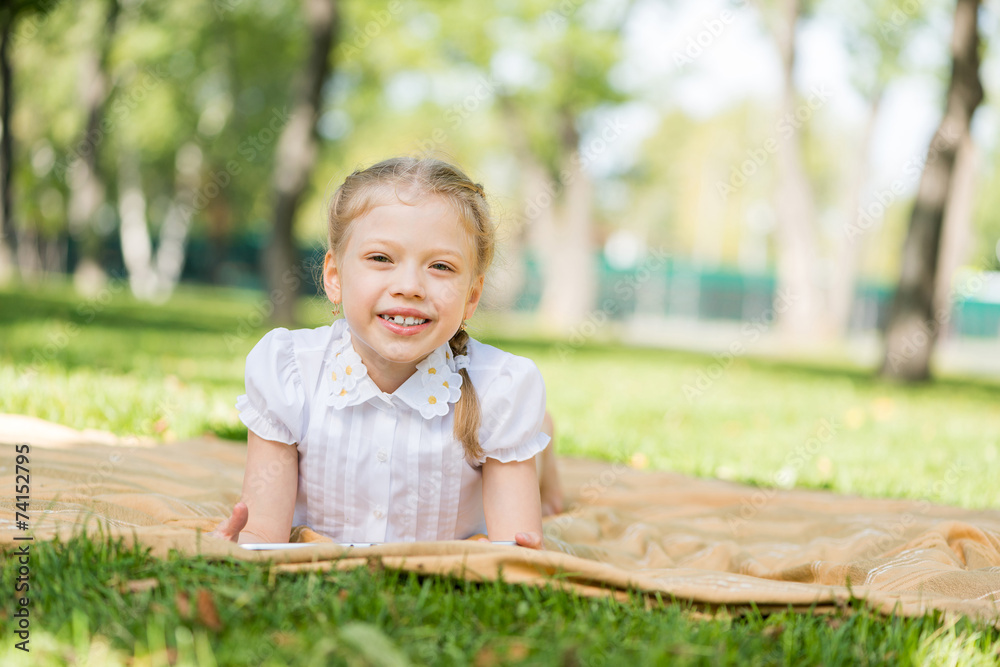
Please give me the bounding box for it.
[390,262,425,299]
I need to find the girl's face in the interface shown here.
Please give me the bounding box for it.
[323,193,484,389]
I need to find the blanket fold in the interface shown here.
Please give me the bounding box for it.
[2,414,998,627]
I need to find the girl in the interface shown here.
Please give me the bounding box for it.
[212,157,562,549]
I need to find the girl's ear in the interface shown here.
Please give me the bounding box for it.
[323,251,342,305]
[463,274,485,321]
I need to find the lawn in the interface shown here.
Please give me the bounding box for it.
[2,279,1000,665]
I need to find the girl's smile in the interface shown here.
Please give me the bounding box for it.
[378,309,432,334]
[323,193,484,393]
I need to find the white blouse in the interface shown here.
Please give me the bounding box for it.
[235,319,550,543]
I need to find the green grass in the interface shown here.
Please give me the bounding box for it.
[2,279,1000,664]
[2,534,999,666]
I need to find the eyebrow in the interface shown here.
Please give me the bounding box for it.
[362,239,465,259]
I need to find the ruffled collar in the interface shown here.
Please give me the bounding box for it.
[325,324,469,419]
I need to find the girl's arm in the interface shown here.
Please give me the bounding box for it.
[482,457,544,549]
[211,430,298,544]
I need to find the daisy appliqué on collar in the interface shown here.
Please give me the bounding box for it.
[326,326,469,419]
[327,335,369,409]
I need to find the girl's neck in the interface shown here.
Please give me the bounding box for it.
[348,333,421,395]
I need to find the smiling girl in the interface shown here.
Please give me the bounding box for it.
[212,157,562,548]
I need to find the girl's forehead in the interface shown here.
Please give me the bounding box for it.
[351,193,475,249]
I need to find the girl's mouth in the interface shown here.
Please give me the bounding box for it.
[379,314,429,327]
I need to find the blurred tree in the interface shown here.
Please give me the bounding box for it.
[64,0,119,292]
[265,0,338,326]
[91,0,326,301]
[749,0,829,341]
[0,0,62,284]
[880,0,983,381]
[429,1,629,333]
[824,0,925,337]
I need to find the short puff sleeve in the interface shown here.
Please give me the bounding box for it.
[474,356,550,466]
[235,328,306,445]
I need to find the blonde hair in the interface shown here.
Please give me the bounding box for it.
[327,157,496,461]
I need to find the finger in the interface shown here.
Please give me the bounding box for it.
[514,532,543,550]
[211,501,249,542]
[229,501,250,534]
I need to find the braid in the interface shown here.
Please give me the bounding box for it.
[449,326,482,462]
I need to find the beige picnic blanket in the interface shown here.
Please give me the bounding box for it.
[2,414,999,627]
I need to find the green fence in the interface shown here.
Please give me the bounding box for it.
[517,252,1000,340]
[66,235,1000,339]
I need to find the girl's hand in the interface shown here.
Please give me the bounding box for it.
[210,501,249,542]
[514,531,543,550]
[476,531,544,550]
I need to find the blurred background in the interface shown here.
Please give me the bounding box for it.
[2,0,999,381]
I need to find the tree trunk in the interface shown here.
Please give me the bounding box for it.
[879,0,983,381]
[771,0,824,340]
[0,14,15,284]
[530,110,596,335]
[117,153,156,299]
[934,130,976,317]
[490,97,537,311]
[65,0,119,287]
[265,0,337,326]
[830,91,882,337]
[118,145,201,302]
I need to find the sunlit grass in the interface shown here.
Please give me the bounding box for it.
[3,279,999,509]
[2,279,1000,664]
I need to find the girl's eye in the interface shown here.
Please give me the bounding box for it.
[431,263,452,272]
[369,255,390,263]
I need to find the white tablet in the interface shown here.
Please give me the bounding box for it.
[239,542,380,550]
[240,540,517,550]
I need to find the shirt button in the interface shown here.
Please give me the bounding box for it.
[373,509,384,519]
[377,450,388,462]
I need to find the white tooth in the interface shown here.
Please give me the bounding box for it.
[404,317,416,325]
[393,316,405,324]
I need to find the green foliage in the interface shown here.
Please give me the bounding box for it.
[8,0,998,287]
